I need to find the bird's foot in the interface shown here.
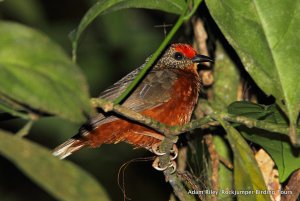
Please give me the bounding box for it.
[152,157,177,174]
[151,142,178,174]
[151,143,178,160]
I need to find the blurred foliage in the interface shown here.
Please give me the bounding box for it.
[0,129,110,201]
[0,0,300,201]
[0,21,91,123]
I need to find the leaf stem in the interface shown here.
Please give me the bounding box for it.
[90,98,214,135]
[212,112,290,135]
[0,103,32,120]
[113,0,202,105]
[16,120,34,137]
[112,15,185,104]
[91,98,290,136]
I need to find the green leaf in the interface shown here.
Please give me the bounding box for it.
[101,0,186,15]
[240,127,300,182]
[0,21,91,123]
[206,0,300,143]
[71,0,187,59]
[228,101,300,182]
[228,101,288,124]
[0,129,110,201]
[228,101,273,120]
[217,118,271,201]
[213,136,233,200]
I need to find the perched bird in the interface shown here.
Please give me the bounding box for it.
[53,43,212,169]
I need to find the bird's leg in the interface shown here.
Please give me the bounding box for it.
[152,157,177,174]
[152,142,178,160]
[133,131,178,158]
[151,141,178,173]
[132,131,178,173]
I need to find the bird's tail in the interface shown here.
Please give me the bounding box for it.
[52,137,86,159]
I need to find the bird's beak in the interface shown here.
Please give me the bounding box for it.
[192,54,213,63]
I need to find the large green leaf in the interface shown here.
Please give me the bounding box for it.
[71,0,187,58]
[218,118,271,201]
[0,129,110,201]
[228,101,288,124]
[0,21,91,123]
[228,101,300,182]
[206,0,300,143]
[241,128,300,182]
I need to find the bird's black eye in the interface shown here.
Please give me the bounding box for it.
[174,52,184,61]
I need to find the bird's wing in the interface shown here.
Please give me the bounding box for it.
[54,65,178,159]
[122,68,177,110]
[88,64,178,128]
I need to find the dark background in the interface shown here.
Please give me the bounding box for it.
[0,0,195,200]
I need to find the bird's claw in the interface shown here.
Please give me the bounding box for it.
[151,143,178,173]
[170,144,178,160]
[152,157,177,174]
[152,143,178,160]
[152,143,166,156]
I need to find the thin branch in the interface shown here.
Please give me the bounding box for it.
[281,169,300,201]
[158,134,197,201]
[113,16,185,104]
[0,94,40,121]
[91,98,290,137]
[0,103,33,120]
[16,120,34,137]
[219,156,233,170]
[178,172,205,201]
[177,147,187,172]
[113,0,203,105]
[204,134,219,201]
[212,112,289,135]
[90,98,215,136]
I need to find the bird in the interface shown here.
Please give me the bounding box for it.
[53,43,212,170]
